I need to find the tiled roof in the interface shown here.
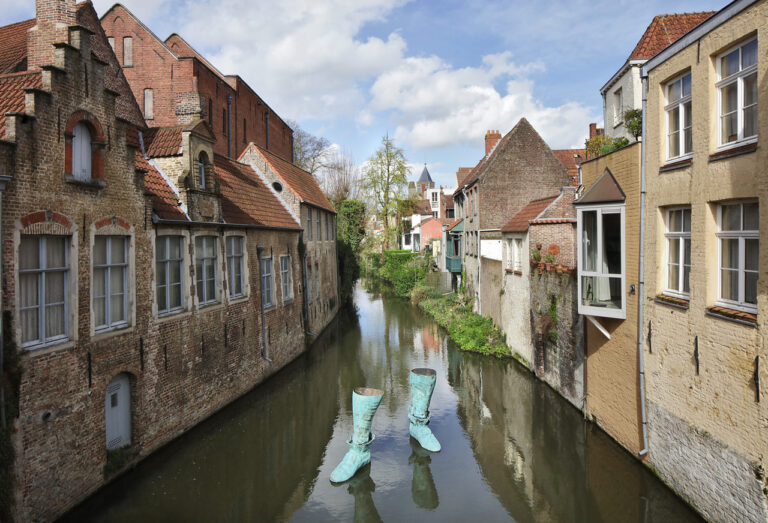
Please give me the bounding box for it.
[137,150,187,221]
[0,71,42,139]
[447,219,463,232]
[442,193,454,208]
[575,168,626,205]
[243,143,335,213]
[215,154,301,230]
[143,126,183,157]
[553,149,586,186]
[501,196,558,233]
[629,12,715,60]
[415,199,432,215]
[530,187,577,223]
[0,19,34,74]
[456,167,473,186]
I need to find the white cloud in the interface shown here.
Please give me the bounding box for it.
[370,52,597,150]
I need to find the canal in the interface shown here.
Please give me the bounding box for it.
[62,284,701,522]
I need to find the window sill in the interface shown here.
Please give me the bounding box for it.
[706,305,756,327]
[92,324,133,342]
[654,294,689,310]
[65,175,105,188]
[709,141,757,162]
[156,309,190,323]
[504,268,522,275]
[282,298,294,306]
[227,295,249,306]
[659,157,692,173]
[23,339,75,356]
[263,304,277,312]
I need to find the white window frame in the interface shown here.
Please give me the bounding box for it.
[19,235,70,349]
[93,235,129,333]
[665,73,693,161]
[613,88,623,126]
[226,236,245,299]
[576,205,626,319]
[716,38,758,149]
[663,207,691,299]
[716,201,758,313]
[72,122,92,181]
[280,255,292,303]
[195,236,219,307]
[156,235,185,316]
[261,256,274,308]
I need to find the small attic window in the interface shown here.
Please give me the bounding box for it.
[272,182,283,193]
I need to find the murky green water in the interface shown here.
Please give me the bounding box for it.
[62,284,701,522]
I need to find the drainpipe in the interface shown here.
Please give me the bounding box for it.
[637,75,649,457]
[255,246,272,363]
[0,174,8,430]
[226,95,232,158]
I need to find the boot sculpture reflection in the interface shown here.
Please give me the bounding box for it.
[409,368,441,452]
[330,387,384,483]
[408,438,439,510]
[347,465,383,523]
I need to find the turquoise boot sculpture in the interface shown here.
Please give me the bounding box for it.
[409,368,441,452]
[330,387,384,483]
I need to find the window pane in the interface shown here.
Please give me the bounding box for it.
[669,210,681,232]
[110,266,125,295]
[157,285,167,312]
[169,261,182,284]
[20,273,38,308]
[745,272,758,304]
[94,295,106,327]
[206,260,215,281]
[45,304,65,338]
[169,237,182,259]
[683,265,690,294]
[744,202,759,230]
[581,275,622,310]
[94,237,107,265]
[111,237,126,264]
[721,238,739,269]
[156,237,167,260]
[682,209,691,233]
[721,204,741,231]
[668,131,680,158]
[170,283,182,309]
[684,238,691,265]
[46,237,67,268]
[744,105,757,139]
[21,309,38,344]
[742,40,757,69]
[669,237,681,264]
[206,278,215,302]
[745,239,759,271]
[582,211,597,272]
[667,262,680,292]
[683,102,692,154]
[205,237,215,258]
[45,271,65,304]
[682,74,691,97]
[669,106,680,133]
[110,294,124,323]
[721,269,739,301]
[94,267,106,298]
[602,212,621,275]
[156,262,166,287]
[722,48,739,78]
[19,237,39,270]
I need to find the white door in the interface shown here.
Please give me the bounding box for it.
[105,374,131,450]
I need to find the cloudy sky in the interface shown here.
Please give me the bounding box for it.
[2,0,723,187]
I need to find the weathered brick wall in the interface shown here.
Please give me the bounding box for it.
[2,17,308,522]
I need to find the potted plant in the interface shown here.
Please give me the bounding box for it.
[543,253,555,271]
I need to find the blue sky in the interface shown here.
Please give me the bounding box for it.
[1,0,723,188]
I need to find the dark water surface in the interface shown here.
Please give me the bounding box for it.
[62,284,701,522]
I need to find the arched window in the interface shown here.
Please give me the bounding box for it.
[72,122,92,181]
[198,151,208,189]
[105,373,131,450]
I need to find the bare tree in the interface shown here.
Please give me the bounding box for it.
[287,119,331,177]
[321,148,362,204]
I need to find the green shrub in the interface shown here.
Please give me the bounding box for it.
[411,282,439,305]
[379,250,424,297]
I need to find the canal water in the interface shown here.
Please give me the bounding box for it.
[63,284,701,522]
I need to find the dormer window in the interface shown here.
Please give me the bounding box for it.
[73,122,92,181]
[197,152,209,189]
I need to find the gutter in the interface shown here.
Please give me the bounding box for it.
[637,74,649,457]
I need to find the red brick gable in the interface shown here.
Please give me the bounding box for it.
[0,19,35,74]
[0,71,42,139]
[241,143,335,213]
[143,126,183,157]
[137,150,187,221]
[628,12,715,60]
[215,154,301,230]
[501,196,558,233]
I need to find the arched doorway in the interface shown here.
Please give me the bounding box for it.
[105,373,131,450]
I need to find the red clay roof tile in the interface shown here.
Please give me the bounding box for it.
[143,126,183,157]
[0,71,42,139]
[501,196,558,233]
[137,150,187,221]
[215,154,301,230]
[629,12,715,60]
[0,19,34,74]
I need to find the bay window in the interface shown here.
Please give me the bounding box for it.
[195,236,218,306]
[717,201,758,312]
[94,236,129,332]
[717,38,757,146]
[577,206,625,318]
[156,235,184,315]
[19,235,69,348]
[664,208,691,298]
[666,73,692,159]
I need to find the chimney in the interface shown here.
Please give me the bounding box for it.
[588,123,604,139]
[485,129,502,157]
[28,0,78,69]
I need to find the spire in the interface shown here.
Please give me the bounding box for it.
[417,164,433,184]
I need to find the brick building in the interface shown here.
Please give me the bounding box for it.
[453,120,573,314]
[0,2,310,520]
[100,4,294,161]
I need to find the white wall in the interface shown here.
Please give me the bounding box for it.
[480,238,502,261]
[603,64,643,140]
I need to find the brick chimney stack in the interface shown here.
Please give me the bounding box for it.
[28,0,78,69]
[588,122,604,139]
[485,130,502,157]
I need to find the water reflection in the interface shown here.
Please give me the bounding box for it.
[63,286,701,523]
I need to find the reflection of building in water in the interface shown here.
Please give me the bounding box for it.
[421,324,440,353]
[450,349,702,522]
